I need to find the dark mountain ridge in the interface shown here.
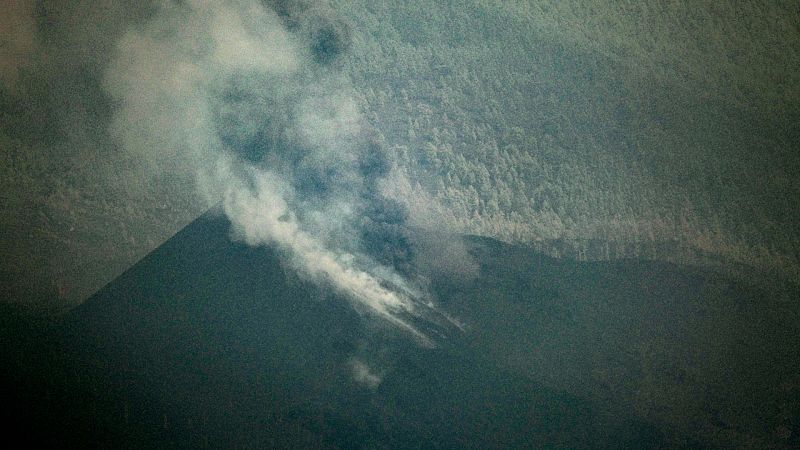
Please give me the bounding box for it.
[2,211,798,448]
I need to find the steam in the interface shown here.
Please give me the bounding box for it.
[102,0,450,344]
[222,169,431,344]
[349,358,382,389]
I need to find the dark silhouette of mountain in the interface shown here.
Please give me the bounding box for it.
[3,211,798,448]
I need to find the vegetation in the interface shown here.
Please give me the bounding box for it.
[1,0,798,306]
[334,0,800,279]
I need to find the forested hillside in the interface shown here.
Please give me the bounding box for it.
[334,0,800,278]
[1,0,798,306]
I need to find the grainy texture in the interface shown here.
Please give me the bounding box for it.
[1,0,798,308]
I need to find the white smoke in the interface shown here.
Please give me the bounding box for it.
[221,168,432,345]
[349,358,382,389]
[102,0,446,345]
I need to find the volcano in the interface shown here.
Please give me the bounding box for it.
[3,211,798,448]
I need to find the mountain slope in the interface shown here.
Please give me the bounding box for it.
[4,211,798,448]
[58,211,665,448]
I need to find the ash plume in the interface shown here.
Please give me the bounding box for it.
[101,0,455,344]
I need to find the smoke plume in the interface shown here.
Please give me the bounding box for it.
[101,0,453,345]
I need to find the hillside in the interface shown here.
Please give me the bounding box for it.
[2,211,798,447]
[2,0,797,307]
